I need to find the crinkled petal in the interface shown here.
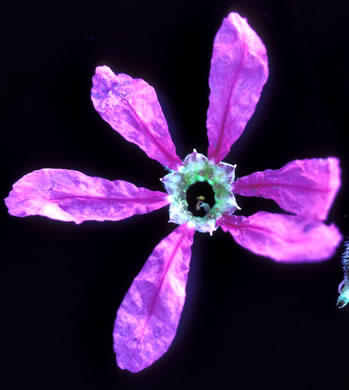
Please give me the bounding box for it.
[5,169,169,224]
[218,212,342,262]
[233,158,341,220]
[114,223,195,373]
[91,66,182,170]
[207,12,269,163]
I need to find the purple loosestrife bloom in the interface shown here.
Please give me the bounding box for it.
[5,13,342,372]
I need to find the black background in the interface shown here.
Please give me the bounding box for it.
[1,1,348,389]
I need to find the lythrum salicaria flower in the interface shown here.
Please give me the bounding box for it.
[5,13,342,372]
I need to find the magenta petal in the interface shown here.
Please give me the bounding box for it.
[218,212,342,262]
[207,12,269,163]
[91,66,182,170]
[113,224,195,373]
[5,169,169,224]
[233,158,341,220]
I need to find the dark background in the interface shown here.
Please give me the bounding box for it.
[1,0,348,389]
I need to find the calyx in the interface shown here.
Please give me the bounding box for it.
[162,150,239,234]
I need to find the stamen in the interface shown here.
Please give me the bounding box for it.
[195,196,211,214]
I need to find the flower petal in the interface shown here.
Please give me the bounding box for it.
[113,223,195,373]
[5,169,169,224]
[218,212,342,262]
[91,66,182,170]
[233,158,341,220]
[207,12,269,163]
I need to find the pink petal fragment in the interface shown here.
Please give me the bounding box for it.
[207,12,269,163]
[114,224,195,373]
[5,169,169,224]
[233,158,341,220]
[218,212,342,262]
[91,66,182,170]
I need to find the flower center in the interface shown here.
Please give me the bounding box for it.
[186,182,215,217]
[161,150,239,234]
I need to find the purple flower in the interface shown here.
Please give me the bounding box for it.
[5,13,342,373]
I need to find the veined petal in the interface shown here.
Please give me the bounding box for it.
[218,212,342,262]
[91,66,182,170]
[207,12,269,163]
[5,169,169,224]
[114,223,195,373]
[232,158,341,220]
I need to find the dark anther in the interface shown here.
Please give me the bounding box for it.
[186,181,215,217]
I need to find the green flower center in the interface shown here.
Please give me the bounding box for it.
[161,150,239,234]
